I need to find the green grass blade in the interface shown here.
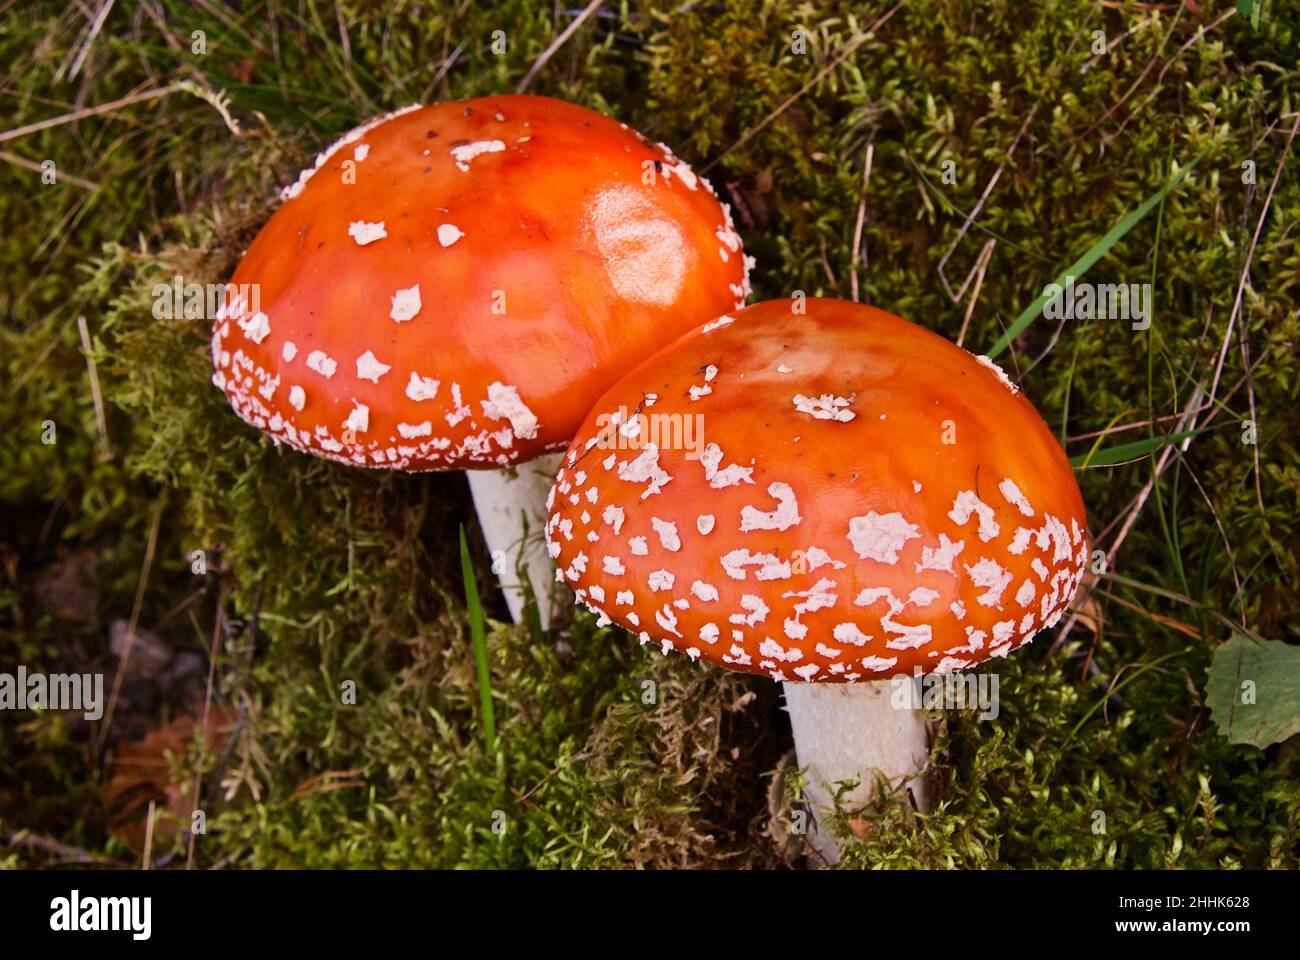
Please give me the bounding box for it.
[1071,427,1210,468]
[1064,647,1191,745]
[459,525,496,754]
[987,151,1206,359]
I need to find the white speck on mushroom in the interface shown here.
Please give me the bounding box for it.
[289,385,305,411]
[966,557,1014,607]
[700,442,753,488]
[437,224,464,247]
[356,350,391,383]
[628,536,649,556]
[999,477,1035,517]
[907,587,940,607]
[390,284,421,322]
[696,514,715,535]
[648,570,675,592]
[690,580,719,602]
[833,623,872,646]
[731,595,769,627]
[397,421,433,438]
[282,341,298,362]
[617,443,672,498]
[776,363,793,374]
[343,402,369,434]
[348,220,387,245]
[650,608,681,640]
[701,315,734,334]
[912,480,923,493]
[238,311,271,344]
[793,393,855,422]
[1015,579,1037,606]
[602,505,626,534]
[847,511,920,563]
[650,517,681,552]
[740,482,801,532]
[405,371,440,401]
[783,578,838,616]
[949,490,1001,542]
[1008,527,1034,555]
[700,623,720,645]
[688,367,717,401]
[915,533,965,574]
[720,549,791,581]
[450,139,505,172]
[976,354,1020,394]
[602,556,625,576]
[354,144,370,162]
[616,590,633,605]
[481,382,539,439]
[306,350,337,378]
[860,655,898,671]
[950,600,967,619]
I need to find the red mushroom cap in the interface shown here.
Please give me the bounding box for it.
[210,95,751,470]
[545,298,1088,681]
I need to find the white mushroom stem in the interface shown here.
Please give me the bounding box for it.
[783,679,931,865]
[465,452,564,630]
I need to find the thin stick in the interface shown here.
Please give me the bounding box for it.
[849,144,874,303]
[956,239,996,348]
[1207,112,1298,408]
[187,580,228,870]
[60,0,118,83]
[516,0,605,95]
[0,84,180,144]
[4,829,128,867]
[0,149,98,191]
[141,800,156,870]
[76,315,110,456]
[97,496,166,752]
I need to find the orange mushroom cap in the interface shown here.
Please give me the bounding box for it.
[544,298,1088,681]
[210,95,752,470]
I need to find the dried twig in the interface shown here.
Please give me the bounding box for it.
[849,144,874,303]
[96,496,166,752]
[0,149,98,190]
[0,83,181,144]
[76,315,111,456]
[516,0,605,94]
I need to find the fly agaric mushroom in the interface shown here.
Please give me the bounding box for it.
[210,94,752,626]
[544,298,1088,861]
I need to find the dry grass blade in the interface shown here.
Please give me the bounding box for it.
[516,0,605,94]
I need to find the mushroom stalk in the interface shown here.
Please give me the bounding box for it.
[783,679,930,865]
[465,453,564,630]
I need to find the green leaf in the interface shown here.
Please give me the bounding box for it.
[1206,634,1300,748]
[987,151,1206,359]
[459,525,496,754]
